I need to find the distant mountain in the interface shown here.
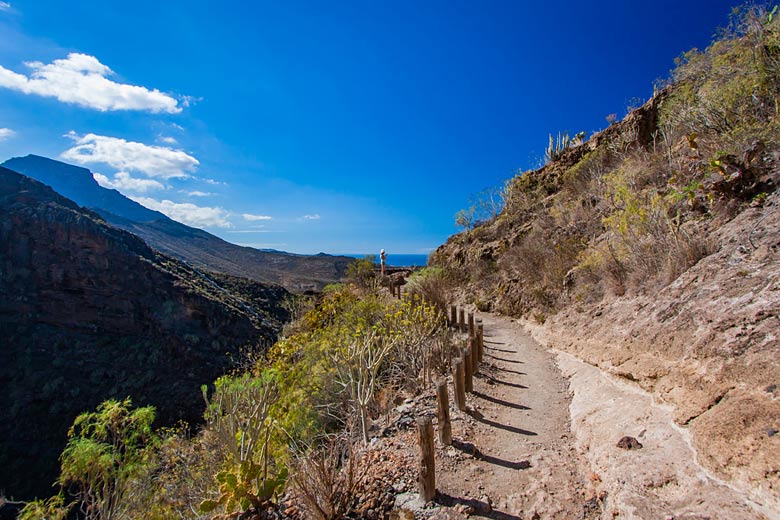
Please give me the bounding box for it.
[3,154,166,223]
[1,155,352,292]
[0,166,290,500]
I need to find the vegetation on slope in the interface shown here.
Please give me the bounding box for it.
[434,4,780,317]
[17,266,456,519]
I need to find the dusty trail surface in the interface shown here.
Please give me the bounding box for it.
[433,312,587,519]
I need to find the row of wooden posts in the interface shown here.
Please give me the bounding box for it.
[417,305,484,502]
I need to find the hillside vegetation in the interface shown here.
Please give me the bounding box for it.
[12,260,457,519]
[432,5,780,509]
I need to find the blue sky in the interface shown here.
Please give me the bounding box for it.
[0,0,740,254]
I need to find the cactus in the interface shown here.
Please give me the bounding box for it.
[545,131,572,163]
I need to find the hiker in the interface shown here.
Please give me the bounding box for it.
[380,249,387,276]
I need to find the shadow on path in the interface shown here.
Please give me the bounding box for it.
[484,344,514,354]
[451,439,532,471]
[485,354,523,364]
[436,492,524,520]
[473,391,530,410]
[490,366,526,377]
[468,409,538,436]
[484,374,527,388]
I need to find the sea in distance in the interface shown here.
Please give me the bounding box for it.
[342,253,429,267]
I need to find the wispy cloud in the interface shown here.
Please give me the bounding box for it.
[0,2,11,11]
[131,197,231,228]
[93,171,165,193]
[203,178,226,186]
[0,127,15,141]
[62,132,199,180]
[0,53,182,113]
[158,135,178,145]
[227,229,275,234]
[301,214,321,220]
[243,213,273,221]
[183,190,212,197]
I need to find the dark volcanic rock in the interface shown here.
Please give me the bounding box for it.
[0,167,289,500]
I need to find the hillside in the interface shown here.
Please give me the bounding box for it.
[2,155,352,292]
[432,8,780,512]
[0,166,290,501]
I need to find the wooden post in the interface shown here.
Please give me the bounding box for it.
[458,308,466,333]
[464,347,473,393]
[453,358,466,411]
[435,380,452,445]
[468,312,475,339]
[471,337,479,375]
[477,322,484,364]
[417,416,436,502]
[449,305,457,329]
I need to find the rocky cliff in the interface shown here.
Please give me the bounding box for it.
[0,167,290,500]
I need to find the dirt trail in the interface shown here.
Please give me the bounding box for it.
[425,311,777,520]
[433,312,588,519]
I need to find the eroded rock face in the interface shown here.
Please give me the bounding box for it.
[0,167,289,500]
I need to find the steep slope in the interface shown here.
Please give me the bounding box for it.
[0,166,289,500]
[432,10,780,512]
[2,155,352,292]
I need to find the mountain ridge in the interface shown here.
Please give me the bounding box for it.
[1,155,352,292]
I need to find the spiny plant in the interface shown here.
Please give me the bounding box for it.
[545,131,572,163]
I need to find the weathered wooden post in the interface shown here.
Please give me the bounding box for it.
[449,305,457,329]
[436,380,452,445]
[453,358,466,411]
[470,337,480,375]
[468,312,475,339]
[477,322,484,364]
[458,308,466,333]
[417,416,436,502]
[464,346,473,393]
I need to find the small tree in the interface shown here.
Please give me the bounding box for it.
[58,398,157,520]
[345,256,379,292]
[199,370,285,517]
[329,327,394,445]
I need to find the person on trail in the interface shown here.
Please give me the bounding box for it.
[380,249,387,276]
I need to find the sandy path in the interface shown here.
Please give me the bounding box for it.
[434,312,588,519]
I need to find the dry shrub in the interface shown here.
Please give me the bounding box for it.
[404,266,451,313]
[289,436,366,520]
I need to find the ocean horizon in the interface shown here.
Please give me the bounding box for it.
[341,253,429,267]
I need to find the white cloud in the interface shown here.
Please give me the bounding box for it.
[158,135,178,145]
[0,53,181,113]
[203,178,226,186]
[93,171,165,193]
[0,2,11,11]
[243,213,273,221]
[301,214,321,220]
[0,127,15,141]
[62,132,198,180]
[183,190,212,197]
[227,229,274,234]
[131,197,231,228]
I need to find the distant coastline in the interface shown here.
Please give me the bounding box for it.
[342,253,428,267]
